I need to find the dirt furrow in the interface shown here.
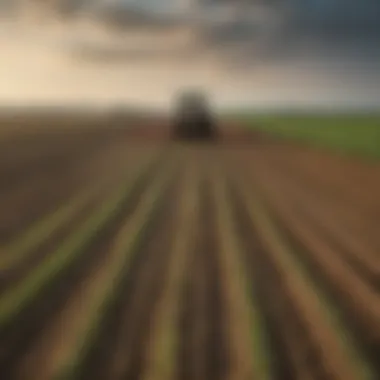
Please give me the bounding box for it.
[5,155,177,380]
[0,148,161,293]
[253,142,380,213]
[140,155,200,380]
[246,162,380,287]
[251,181,380,373]
[0,151,170,377]
[177,202,208,380]
[212,162,268,380]
[0,134,156,245]
[237,149,380,247]
[278,143,380,210]
[101,202,177,380]
[271,151,379,226]
[230,166,370,380]
[2,124,380,380]
[202,163,228,380]
[85,175,180,380]
[59,170,179,380]
[174,147,228,380]
[224,173,314,380]
[253,170,380,342]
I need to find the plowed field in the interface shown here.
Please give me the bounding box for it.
[0,124,379,380]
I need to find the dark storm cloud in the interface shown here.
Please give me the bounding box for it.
[293,0,380,35]
[55,0,380,68]
[42,0,380,67]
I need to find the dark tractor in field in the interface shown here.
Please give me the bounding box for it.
[171,91,218,141]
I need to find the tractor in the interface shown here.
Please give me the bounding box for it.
[171,91,218,141]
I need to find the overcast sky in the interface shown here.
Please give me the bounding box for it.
[0,0,379,110]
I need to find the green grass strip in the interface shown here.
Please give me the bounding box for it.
[54,159,179,380]
[240,114,380,160]
[236,173,377,380]
[0,152,166,331]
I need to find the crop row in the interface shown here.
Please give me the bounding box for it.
[220,150,378,380]
[0,141,378,380]
[57,158,179,380]
[0,148,176,373]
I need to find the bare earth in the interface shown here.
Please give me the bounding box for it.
[0,121,379,380]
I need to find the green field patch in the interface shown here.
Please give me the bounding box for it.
[240,114,380,159]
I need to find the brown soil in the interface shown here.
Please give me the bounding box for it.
[176,166,227,380]
[0,148,164,378]
[228,187,301,380]
[233,156,380,371]
[0,144,162,293]
[241,157,380,286]
[80,176,180,380]
[0,130,156,244]
[0,122,379,380]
